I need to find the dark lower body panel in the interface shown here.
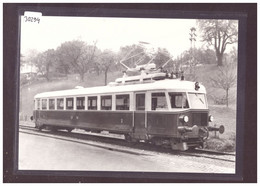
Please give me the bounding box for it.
[33,110,208,150]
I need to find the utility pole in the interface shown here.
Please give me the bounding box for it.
[189,27,197,74]
[190,27,197,49]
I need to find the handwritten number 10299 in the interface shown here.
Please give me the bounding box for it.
[24,16,40,24]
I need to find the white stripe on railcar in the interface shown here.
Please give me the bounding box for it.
[34,79,206,99]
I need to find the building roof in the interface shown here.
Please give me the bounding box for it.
[34,79,206,99]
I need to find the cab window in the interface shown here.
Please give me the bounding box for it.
[101,95,112,110]
[151,92,168,110]
[88,96,97,110]
[188,93,207,109]
[169,92,189,109]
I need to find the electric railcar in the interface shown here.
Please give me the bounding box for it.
[32,71,224,151]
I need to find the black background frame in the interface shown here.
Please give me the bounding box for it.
[3,3,257,183]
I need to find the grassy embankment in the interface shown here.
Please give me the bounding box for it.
[192,64,237,151]
[20,64,237,152]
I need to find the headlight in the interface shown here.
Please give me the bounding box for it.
[179,115,189,123]
[183,115,189,122]
[209,115,214,122]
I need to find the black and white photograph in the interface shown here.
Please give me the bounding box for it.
[19,14,238,173]
[3,3,257,183]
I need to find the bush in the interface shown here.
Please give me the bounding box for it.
[212,95,227,105]
[205,135,236,152]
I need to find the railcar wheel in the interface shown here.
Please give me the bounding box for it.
[35,122,44,131]
[124,134,132,142]
[50,127,57,132]
[187,146,197,151]
[154,139,163,146]
[199,127,209,140]
[124,134,137,143]
[36,123,44,131]
[38,126,43,131]
[170,138,188,151]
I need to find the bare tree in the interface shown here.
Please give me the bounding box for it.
[54,49,71,79]
[197,20,238,66]
[97,49,117,85]
[56,40,97,81]
[21,49,39,72]
[210,62,237,107]
[153,48,173,70]
[229,46,238,64]
[118,44,150,69]
[33,49,56,81]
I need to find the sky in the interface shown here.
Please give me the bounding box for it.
[20,16,201,58]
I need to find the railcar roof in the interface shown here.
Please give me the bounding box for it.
[34,79,206,99]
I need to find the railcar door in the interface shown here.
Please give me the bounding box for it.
[133,93,147,140]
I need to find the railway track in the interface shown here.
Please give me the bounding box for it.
[190,148,235,156]
[178,150,235,163]
[19,124,236,163]
[19,125,38,131]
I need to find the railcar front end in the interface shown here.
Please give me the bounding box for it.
[145,88,224,151]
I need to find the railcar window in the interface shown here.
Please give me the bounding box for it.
[188,93,207,109]
[57,98,64,110]
[49,99,55,110]
[136,93,145,110]
[88,96,97,110]
[66,98,74,110]
[37,99,40,110]
[169,93,189,109]
[42,99,47,110]
[101,95,112,110]
[116,94,129,110]
[151,92,168,110]
[76,97,85,110]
